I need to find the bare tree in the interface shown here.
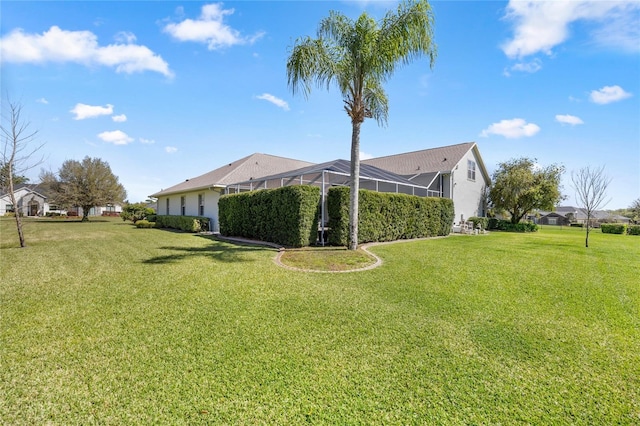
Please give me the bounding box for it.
[1,99,45,247]
[571,166,611,248]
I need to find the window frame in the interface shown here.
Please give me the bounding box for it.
[467,159,476,181]
[198,194,204,216]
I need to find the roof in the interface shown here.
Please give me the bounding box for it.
[228,158,429,189]
[151,153,314,197]
[362,142,490,184]
[1,184,49,200]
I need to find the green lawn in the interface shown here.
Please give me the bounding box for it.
[1,218,638,424]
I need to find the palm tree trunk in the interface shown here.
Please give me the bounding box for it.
[349,121,361,250]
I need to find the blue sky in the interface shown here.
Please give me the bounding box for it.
[2,0,638,208]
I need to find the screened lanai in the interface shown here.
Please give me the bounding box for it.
[225,159,439,196]
[225,159,441,244]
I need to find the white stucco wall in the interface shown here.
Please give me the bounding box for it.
[451,149,488,223]
[156,188,222,232]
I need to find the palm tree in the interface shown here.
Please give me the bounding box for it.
[287,0,436,250]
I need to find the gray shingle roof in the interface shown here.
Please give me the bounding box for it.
[362,142,477,175]
[150,153,314,197]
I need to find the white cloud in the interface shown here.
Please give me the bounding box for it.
[510,59,542,74]
[555,114,584,125]
[139,138,155,144]
[163,3,264,50]
[360,151,374,160]
[112,114,127,122]
[0,26,173,77]
[501,1,640,58]
[589,85,632,104]
[256,93,289,111]
[71,103,113,120]
[114,31,136,44]
[36,97,49,104]
[480,118,540,139]
[97,130,134,145]
[165,146,178,153]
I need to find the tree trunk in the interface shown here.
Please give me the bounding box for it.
[8,173,25,247]
[585,213,591,248]
[81,206,91,222]
[348,121,361,250]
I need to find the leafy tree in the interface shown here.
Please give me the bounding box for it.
[287,0,436,249]
[629,198,640,224]
[1,100,45,247]
[571,166,611,248]
[489,157,565,225]
[0,162,29,194]
[44,156,126,222]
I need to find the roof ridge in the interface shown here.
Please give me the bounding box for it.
[365,141,475,161]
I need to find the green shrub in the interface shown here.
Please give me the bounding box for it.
[327,187,455,246]
[219,185,321,247]
[601,223,627,234]
[487,218,538,232]
[135,220,155,229]
[155,215,210,232]
[627,225,640,236]
[570,223,584,228]
[468,216,489,230]
[120,203,155,223]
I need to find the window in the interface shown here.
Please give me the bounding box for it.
[198,194,204,216]
[467,160,476,181]
[6,204,14,213]
[166,198,170,215]
[548,218,557,225]
[181,196,186,216]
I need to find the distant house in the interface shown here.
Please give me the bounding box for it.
[0,184,122,217]
[152,142,491,233]
[362,142,491,223]
[0,185,48,216]
[150,153,314,232]
[534,206,631,226]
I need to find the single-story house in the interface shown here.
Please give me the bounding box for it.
[150,153,314,232]
[0,185,48,216]
[152,142,491,232]
[0,184,122,217]
[362,142,490,223]
[533,206,631,226]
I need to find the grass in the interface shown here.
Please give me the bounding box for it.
[1,218,638,424]
[279,246,377,271]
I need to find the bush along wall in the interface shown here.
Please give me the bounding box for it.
[326,187,455,246]
[626,225,640,235]
[218,185,321,247]
[155,215,210,232]
[600,223,627,234]
[487,218,539,232]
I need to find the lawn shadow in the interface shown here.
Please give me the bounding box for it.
[143,234,274,264]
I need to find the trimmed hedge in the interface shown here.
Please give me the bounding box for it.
[468,216,489,230]
[488,218,538,232]
[627,225,640,236]
[600,223,627,234]
[570,223,584,228]
[326,187,454,246]
[155,215,210,232]
[219,185,321,247]
[135,220,155,229]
